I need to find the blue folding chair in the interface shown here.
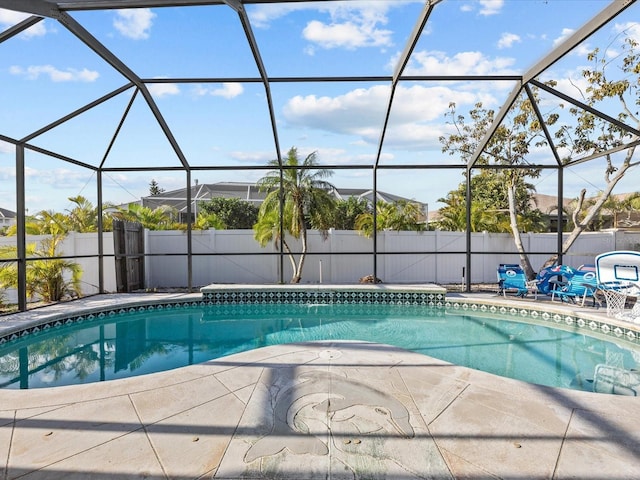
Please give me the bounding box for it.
[535,265,575,296]
[497,264,528,297]
[551,269,600,306]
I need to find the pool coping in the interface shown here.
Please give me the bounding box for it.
[1,286,640,478]
[1,339,639,479]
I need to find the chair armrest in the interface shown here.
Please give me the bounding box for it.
[548,279,567,290]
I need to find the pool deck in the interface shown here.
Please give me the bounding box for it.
[1,290,639,479]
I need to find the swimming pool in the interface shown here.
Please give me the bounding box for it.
[1,289,639,393]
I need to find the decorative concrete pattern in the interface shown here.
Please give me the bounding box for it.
[1,341,639,479]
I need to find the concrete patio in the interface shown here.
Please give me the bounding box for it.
[1,293,639,479]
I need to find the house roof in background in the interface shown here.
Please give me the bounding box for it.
[0,208,16,219]
[530,194,572,215]
[139,181,424,213]
[531,192,638,215]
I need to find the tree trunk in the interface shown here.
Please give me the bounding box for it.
[544,149,638,267]
[281,240,298,283]
[507,182,536,280]
[292,221,308,284]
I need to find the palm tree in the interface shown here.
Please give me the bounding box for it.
[434,194,499,233]
[355,200,426,238]
[114,203,177,230]
[180,212,225,231]
[65,195,98,232]
[65,195,115,232]
[5,210,69,236]
[6,198,115,235]
[0,236,82,302]
[328,197,371,230]
[254,208,299,278]
[254,147,336,283]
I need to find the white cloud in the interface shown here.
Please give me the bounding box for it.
[0,140,14,154]
[250,0,416,24]
[24,166,93,189]
[553,28,593,57]
[399,50,517,76]
[283,85,390,134]
[249,1,398,51]
[614,22,640,44]
[231,146,393,167]
[458,0,503,16]
[282,84,478,149]
[553,28,574,47]
[548,74,590,101]
[497,33,520,49]
[303,19,392,50]
[213,83,244,99]
[9,65,99,82]
[192,83,244,99]
[393,85,477,122]
[307,147,393,166]
[478,0,504,16]
[248,3,306,28]
[228,150,275,163]
[114,9,155,40]
[148,82,180,98]
[305,3,395,50]
[383,122,447,148]
[0,8,48,38]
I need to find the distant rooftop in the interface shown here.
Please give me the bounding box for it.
[0,208,16,219]
[139,181,423,213]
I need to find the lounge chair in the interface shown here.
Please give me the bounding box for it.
[497,264,528,297]
[535,265,574,297]
[550,269,600,307]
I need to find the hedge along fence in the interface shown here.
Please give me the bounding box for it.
[1,230,639,300]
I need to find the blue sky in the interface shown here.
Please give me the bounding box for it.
[1,0,639,215]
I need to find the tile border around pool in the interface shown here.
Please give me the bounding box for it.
[1,287,639,347]
[445,297,640,345]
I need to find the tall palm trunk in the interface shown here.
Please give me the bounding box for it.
[281,239,298,282]
[291,212,307,283]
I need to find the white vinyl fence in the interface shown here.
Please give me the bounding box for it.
[1,230,639,299]
[145,229,639,287]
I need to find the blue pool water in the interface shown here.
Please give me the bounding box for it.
[1,303,639,392]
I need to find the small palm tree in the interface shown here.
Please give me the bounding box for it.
[253,208,299,277]
[114,203,178,230]
[65,195,98,232]
[434,193,498,232]
[177,212,225,231]
[255,147,336,283]
[355,200,426,237]
[5,210,69,236]
[65,195,115,232]
[0,236,82,302]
